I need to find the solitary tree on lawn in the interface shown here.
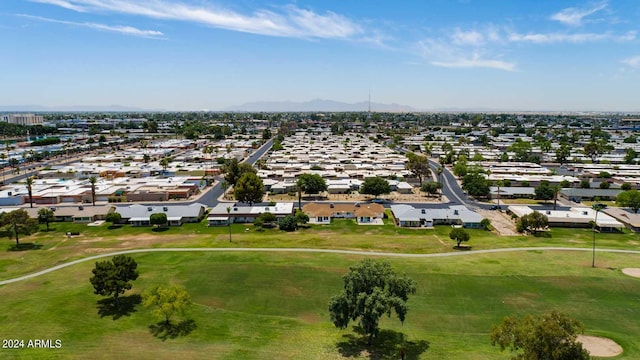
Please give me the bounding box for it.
[0,209,39,246]
[143,284,192,325]
[89,255,139,306]
[449,227,470,248]
[328,259,416,345]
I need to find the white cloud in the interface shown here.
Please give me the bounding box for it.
[418,39,515,71]
[29,0,363,40]
[622,56,640,68]
[431,56,516,71]
[508,30,636,44]
[451,28,485,46]
[18,14,164,38]
[551,1,608,26]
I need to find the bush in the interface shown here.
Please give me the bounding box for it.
[278,215,298,231]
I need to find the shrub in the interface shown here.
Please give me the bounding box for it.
[278,215,298,231]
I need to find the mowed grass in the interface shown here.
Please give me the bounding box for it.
[1,250,640,359]
[1,218,640,280]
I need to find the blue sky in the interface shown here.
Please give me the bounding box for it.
[2,0,640,111]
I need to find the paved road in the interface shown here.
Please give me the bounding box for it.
[2,246,639,286]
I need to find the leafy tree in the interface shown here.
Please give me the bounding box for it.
[222,158,256,186]
[480,218,492,231]
[360,177,391,198]
[421,181,442,196]
[159,157,171,173]
[25,176,34,208]
[150,213,168,227]
[89,255,139,306]
[89,176,97,206]
[405,152,431,186]
[278,215,298,231]
[616,190,640,213]
[599,181,610,189]
[508,138,533,162]
[328,259,416,345]
[258,211,277,224]
[517,211,549,233]
[534,181,554,202]
[555,143,571,165]
[296,173,327,195]
[490,310,589,360]
[621,182,632,191]
[37,208,55,231]
[579,179,590,189]
[462,172,490,197]
[559,180,571,188]
[143,284,192,325]
[0,209,39,246]
[449,227,470,247]
[105,212,122,226]
[624,148,637,165]
[234,172,264,205]
[453,155,468,177]
[295,209,309,225]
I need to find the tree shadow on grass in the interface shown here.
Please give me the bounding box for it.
[149,319,197,341]
[8,243,43,251]
[152,227,170,232]
[107,225,123,230]
[453,245,473,251]
[337,326,429,360]
[533,231,552,238]
[96,294,141,320]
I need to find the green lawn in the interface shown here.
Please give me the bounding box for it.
[1,219,640,280]
[1,250,639,359]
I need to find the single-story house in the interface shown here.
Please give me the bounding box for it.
[390,205,484,228]
[302,202,385,225]
[508,205,624,232]
[115,202,206,226]
[489,187,536,199]
[603,208,640,232]
[560,188,622,203]
[207,202,294,225]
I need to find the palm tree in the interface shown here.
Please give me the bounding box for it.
[159,157,170,174]
[26,176,34,208]
[89,176,97,206]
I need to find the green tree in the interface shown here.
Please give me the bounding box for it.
[150,213,168,227]
[295,209,309,225]
[143,284,192,325]
[89,176,97,206]
[296,173,327,196]
[159,157,171,173]
[480,218,492,231]
[360,177,391,198]
[105,212,122,226]
[405,152,431,186]
[453,155,468,177]
[25,176,34,208]
[0,209,39,246]
[234,172,264,206]
[534,181,554,202]
[490,310,589,360]
[222,158,256,186]
[89,255,139,306]
[328,259,416,345]
[278,215,298,231]
[579,179,590,189]
[421,181,442,196]
[624,148,637,165]
[599,181,610,189]
[555,144,571,165]
[517,211,549,233]
[621,182,632,191]
[616,190,640,213]
[37,208,55,231]
[449,227,470,248]
[462,172,490,197]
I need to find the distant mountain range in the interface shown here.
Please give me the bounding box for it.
[224,99,418,112]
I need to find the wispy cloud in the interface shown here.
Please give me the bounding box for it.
[18,14,164,38]
[622,56,640,68]
[418,38,516,71]
[551,1,608,26]
[431,56,516,71]
[29,0,364,40]
[508,30,636,44]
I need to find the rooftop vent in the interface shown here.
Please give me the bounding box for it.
[582,211,588,215]
[147,207,152,211]
[546,210,551,215]
[330,203,334,208]
[453,210,459,215]
[421,209,426,214]
[163,207,168,211]
[79,206,83,210]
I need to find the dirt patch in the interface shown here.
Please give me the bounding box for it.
[577,335,622,357]
[477,210,519,236]
[298,312,322,324]
[622,268,640,278]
